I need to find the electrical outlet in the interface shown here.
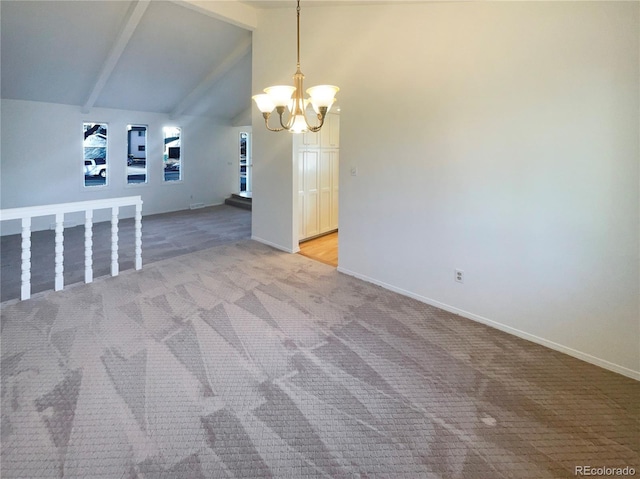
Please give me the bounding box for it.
[455,269,464,284]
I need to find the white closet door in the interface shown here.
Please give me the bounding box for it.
[297,114,340,241]
[330,150,339,230]
[319,150,332,233]
[297,150,306,240]
[301,150,320,239]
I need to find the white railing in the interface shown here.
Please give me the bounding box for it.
[0,196,143,301]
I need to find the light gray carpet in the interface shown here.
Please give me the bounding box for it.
[1,238,638,478]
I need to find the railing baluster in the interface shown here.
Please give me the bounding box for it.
[54,213,64,291]
[111,206,119,276]
[20,217,32,300]
[135,202,142,270]
[2,196,143,301]
[85,209,93,283]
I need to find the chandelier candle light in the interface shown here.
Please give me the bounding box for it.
[253,0,339,133]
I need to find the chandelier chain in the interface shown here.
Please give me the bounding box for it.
[296,0,301,69]
[252,0,338,133]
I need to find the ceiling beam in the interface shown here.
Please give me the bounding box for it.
[81,0,151,114]
[170,36,252,120]
[177,1,258,31]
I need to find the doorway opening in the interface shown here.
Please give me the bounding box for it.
[224,130,252,211]
[239,131,251,197]
[295,112,340,266]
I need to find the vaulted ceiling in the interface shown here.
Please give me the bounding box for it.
[1,0,415,123]
[1,0,256,123]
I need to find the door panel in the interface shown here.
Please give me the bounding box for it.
[319,151,332,232]
[331,151,339,229]
[297,116,340,241]
[303,150,320,238]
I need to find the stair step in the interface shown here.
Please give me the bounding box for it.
[231,193,252,201]
[225,196,252,211]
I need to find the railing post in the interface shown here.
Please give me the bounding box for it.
[85,209,93,283]
[54,213,64,291]
[111,206,119,276]
[20,217,32,300]
[134,201,142,270]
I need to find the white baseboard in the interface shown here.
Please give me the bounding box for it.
[194,202,223,208]
[251,235,300,254]
[337,266,640,381]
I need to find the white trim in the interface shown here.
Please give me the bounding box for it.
[251,235,300,254]
[337,266,640,382]
[1,196,143,221]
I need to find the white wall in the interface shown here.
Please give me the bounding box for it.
[252,2,639,377]
[251,8,299,252]
[1,99,240,234]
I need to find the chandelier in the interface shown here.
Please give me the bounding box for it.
[252,0,339,134]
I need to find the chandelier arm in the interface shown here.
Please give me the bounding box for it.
[304,115,322,132]
[262,112,285,132]
[304,107,328,132]
[276,107,293,131]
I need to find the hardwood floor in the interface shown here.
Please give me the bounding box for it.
[298,231,338,267]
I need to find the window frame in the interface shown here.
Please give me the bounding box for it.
[83,122,109,189]
[162,126,183,183]
[126,124,148,186]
